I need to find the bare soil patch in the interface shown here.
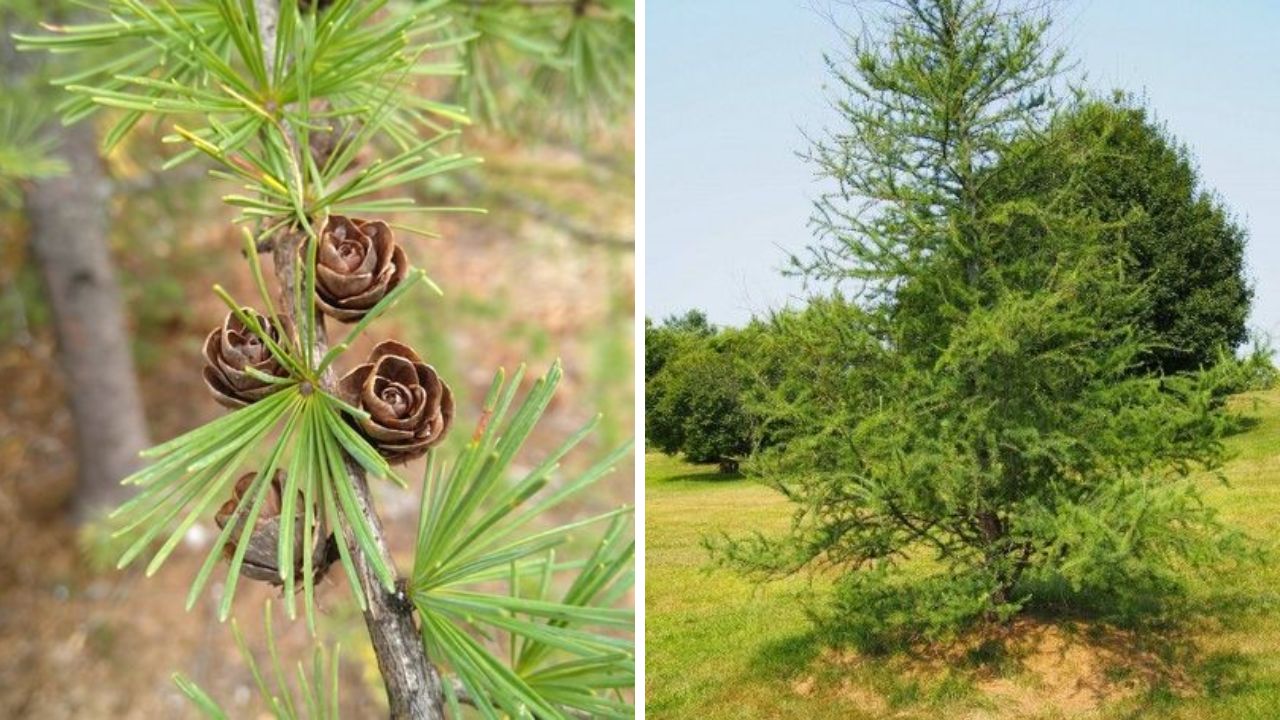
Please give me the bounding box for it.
[792,617,1196,719]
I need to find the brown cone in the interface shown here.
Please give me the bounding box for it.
[337,340,454,465]
[309,215,409,323]
[202,309,294,409]
[214,469,336,586]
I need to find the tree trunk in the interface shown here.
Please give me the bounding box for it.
[24,120,150,523]
[977,509,1012,611]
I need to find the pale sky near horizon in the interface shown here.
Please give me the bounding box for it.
[646,1,1280,342]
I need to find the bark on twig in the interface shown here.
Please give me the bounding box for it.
[272,230,445,720]
[253,2,445,717]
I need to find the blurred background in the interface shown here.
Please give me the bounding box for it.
[0,1,634,717]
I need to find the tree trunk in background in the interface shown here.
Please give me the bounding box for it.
[24,121,150,523]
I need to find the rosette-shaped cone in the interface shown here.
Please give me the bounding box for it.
[311,215,409,322]
[202,309,294,409]
[337,340,454,465]
[214,470,337,586]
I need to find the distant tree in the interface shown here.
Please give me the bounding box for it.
[644,309,714,379]
[660,308,714,336]
[644,311,710,444]
[712,0,1249,643]
[645,311,764,472]
[647,326,755,473]
[988,96,1252,374]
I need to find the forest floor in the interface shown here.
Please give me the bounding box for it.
[644,387,1280,719]
[0,126,634,718]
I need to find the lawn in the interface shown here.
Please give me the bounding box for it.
[644,389,1280,719]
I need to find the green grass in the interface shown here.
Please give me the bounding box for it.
[645,389,1280,719]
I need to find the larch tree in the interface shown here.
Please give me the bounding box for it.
[712,0,1250,643]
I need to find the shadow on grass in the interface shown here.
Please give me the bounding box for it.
[749,631,824,679]
[741,580,1271,716]
[1019,571,1277,635]
[1107,649,1269,720]
[1222,412,1264,437]
[656,469,746,484]
[747,628,984,712]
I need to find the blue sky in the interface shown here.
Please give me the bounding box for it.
[646,0,1280,342]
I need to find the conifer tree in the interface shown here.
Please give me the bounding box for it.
[713,0,1248,640]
